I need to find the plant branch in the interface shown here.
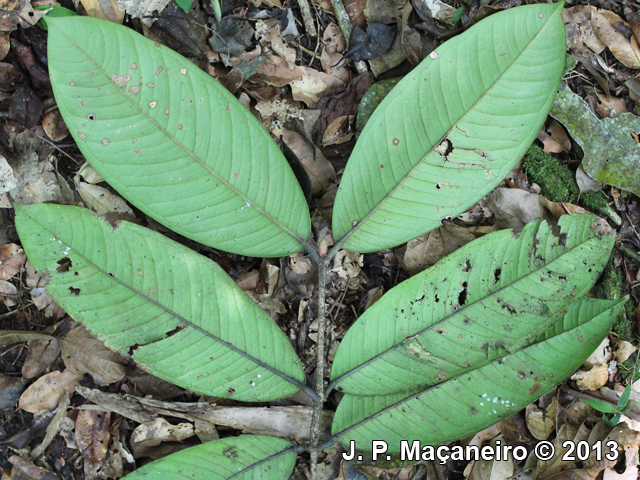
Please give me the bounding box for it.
[309,259,329,480]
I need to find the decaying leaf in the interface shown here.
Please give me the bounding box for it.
[0,243,25,280]
[0,0,48,31]
[30,287,66,318]
[0,374,27,410]
[331,250,363,280]
[42,108,70,142]
[76,181,134,215]
[404,224,476,275]
[0,279,17,307]
[117,0,171,27]
[18,369,84,414]
[550,83,640,196]
[76,409,111,465]
[208,17,255,57]
[61,324,128,386]
[22,337,61,379]
[612,337,638,363]
[290,66,345,106]
[130,417,195,447]
[572,364,610,390]
[0,154,17,193]
[469,435,514,480]
[576,164,603,193]
[583,337,612,369]
[591,10,640,69]
[76,161,105,184]
[526,396,557,440]
[273,129,335,196]
[8,455,58,480]
[9,151,70,205]
[481,188,546,231]
[80,0,124,23]
[322,22,346,54]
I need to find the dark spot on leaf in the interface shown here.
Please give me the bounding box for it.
[518,371,526,379]
[436,182,442,190]
[529,381,542,395]
[393,138,399,145]
[222,446,239,459]
[462,259,471,272]
[87,114,95,120]
[470,407,478,414]
[69,287,80,295]
[56,257,72,272]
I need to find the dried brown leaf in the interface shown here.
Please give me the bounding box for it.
[61,324,127,387]
[42,108,69,142]
[592,11,640,69]
[22,338,61,379]
[526,397,557,441]
[404,224,476,276]
[80,0,124,23]
[572,364,609,390]
[131,417,194,447]
[18,370,83,414]
[322,22,346,54]
[76,409,111,465]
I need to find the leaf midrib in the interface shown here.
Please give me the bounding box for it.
[24,209,307,395]
[330,223,602,390]
[332,301,612,440]
[51,19,307,249]
[338,8,560,247]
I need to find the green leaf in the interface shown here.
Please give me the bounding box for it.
[45,16,311,257]
[585,399,617,414]
[330,214,615,396]
[607,413,622,427]
[618,384,632,410]
[123,435,295,480]
[175,0,194,13]
[622,401,638,414]
[453,7,464,24]
[332,297,626,455]
[332,3,566,253]
[15,204,306,402]
[550,83,640,196]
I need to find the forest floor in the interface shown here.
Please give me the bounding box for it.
[1,0,640,479]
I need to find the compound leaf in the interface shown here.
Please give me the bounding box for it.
[16,204,306,402]
[333,3,566,253]
[330,214,615,396]
[45,15,310,257]
[123,435,295,480]
[332,296,626,456]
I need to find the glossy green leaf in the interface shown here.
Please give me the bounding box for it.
[45,16,310,257]
[585,399,616,414]
[332,3,566,253]
[330,214,615,396]
[332,297,626,455]
[123,435,295,480]
[15,204,306,402]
